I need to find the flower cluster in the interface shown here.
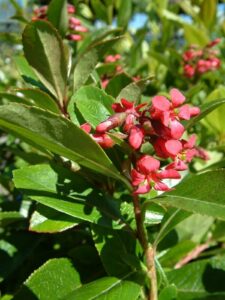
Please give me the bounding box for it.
[32,4,88,41]
[81,89,206,195]
[182,39,221,78]
[100,54,141,89]
[101,54,123,89]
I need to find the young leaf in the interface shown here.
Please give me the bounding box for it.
[68,86,114,127]
[47,0,68,36]
[22,20,68,106]
[14,258,81,300]
[0,103,126,182]
[152,170,225,220]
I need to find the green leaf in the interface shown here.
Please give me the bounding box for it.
[0,103,126,182]
[92,225,140,277]
[203,89,225,133]
[0,211,25,227]
[200,0,217,30]
[117,0,132,29]
[22,20,68,106]
[29,205,78,233]
[116,77,152,103]
[159,284,177,300]
[14,258,81,300]
[69,86,114,127]
[105,73,133,98]
[184,98,225,130]
[153,170,225,220]
[90,0,108,23]
[158,240,196,268]
[64,275,141,300]
[13,164,129,229]
[183,23,209,47]
[167,256,225,299]
[0,93,30,106]
[73,36,122,92]
[16,89,61,114]
[47,0,68,36]
[148,208,191,246]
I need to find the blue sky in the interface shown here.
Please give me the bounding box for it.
[0,0,225,29]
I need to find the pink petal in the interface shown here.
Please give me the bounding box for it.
[121,98,134,109]
[178,104,191,120]
[152,96,170,111]
[112,103,124,112]
[170,88,186,107]
[133,182,151,194]
[131,169,146,186]
[165,139,182,157]
[183,134,197,149]
[137,155,160,174]
[128,126,144,149]
[189,106,200,117]
[153,138,169,158]
[123,114,136,133]
[170,120,184,139]
[159,169,181,179]
[154,181,170,191]
[80,123,91,133]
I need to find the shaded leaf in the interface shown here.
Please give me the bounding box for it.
[22,21,68,105]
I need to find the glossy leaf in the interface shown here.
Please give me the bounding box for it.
[29,205,78,233]
[47,0,68,36]
[73,36,122,92]
[64,275,141,300]
[116,77,152,103]
[167,256,225,300]
[16,89,61,114]
[13,164,129,229]
[153,170,225,220]
[69,86,114,127]
[92,225,139,277]
[0,103,126,182]
[14,258,81,300]
[22,20,68,105]
[105,73,133,98]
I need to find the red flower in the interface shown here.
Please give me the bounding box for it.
[131,155,180,194]
[150,89,200,139]
[80,123,114,149]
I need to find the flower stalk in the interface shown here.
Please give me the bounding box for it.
[132,194,158,300]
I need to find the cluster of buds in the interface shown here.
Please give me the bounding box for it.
[81,89,207,195]
[101,54,141,89]
[32,4,88,41]
[101,54,123,89]
[183,38,221,78]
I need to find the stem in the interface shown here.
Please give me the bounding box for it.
[132,194,158,300]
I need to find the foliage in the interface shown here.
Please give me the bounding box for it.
[1,1,225,300]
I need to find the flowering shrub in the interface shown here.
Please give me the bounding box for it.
[33,3,88,41]
[183,39,221,78]
[1,1,225,300]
